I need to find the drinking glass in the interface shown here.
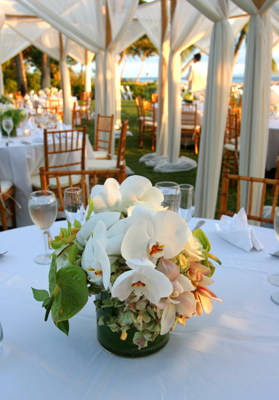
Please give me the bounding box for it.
[179,184,195,223]
[2,117,14,143]
[28,190,58,265]
[155,181,181,213]
[39,113,51,129]
[64,187,85,225]
[268,209,279,305]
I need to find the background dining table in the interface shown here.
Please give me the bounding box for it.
[0,131,94,227]
[0,218,278,400]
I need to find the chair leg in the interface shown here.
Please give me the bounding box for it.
[0,205,7,230]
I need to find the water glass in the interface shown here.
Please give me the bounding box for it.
[64,187,85,225]
[28,190,58,265]
[179,184,195,223]
[0,322,3,349]
[155,181,181,213]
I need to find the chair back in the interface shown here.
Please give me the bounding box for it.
[0,180,16,230]
[95,114,114,156]
[181,103,197,129]
[219,169,279,224]
[39,168,88,210]
[151,93,158,103]
[117,118,129,169]
[224,109,240,149]
[72,102,82,127]
[44,126,87,185]
[135,96,143,120]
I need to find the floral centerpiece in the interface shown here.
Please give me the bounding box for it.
[32,176,221,357]
[184,91,196,103]
[42,87,59,96]
[0,94,15,105]
[0,104,27,136]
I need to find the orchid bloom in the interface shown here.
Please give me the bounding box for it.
[90,178,122,214]
[156,259,196,335]
[121,207,190,263]
[81,220,111,290]
[184,233,205,262]
[120,175,164,211]
[111,258,173,304]
[76,212,121,246]
[189,263,222,315]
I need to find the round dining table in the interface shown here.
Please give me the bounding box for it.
[0,132,94,227]
[0,218,278,400]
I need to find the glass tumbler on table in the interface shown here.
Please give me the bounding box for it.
[2,117,14,143]
[155,181,181,213]
[179,184,195,223]
[268,209,279,305]
[28,190,58,265]
[64,187,85,225]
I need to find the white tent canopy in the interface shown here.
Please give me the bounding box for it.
[16,0,144,152]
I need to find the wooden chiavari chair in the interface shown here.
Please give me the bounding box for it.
[181,103,201,155]
[219,169,279,224]
[0,180,16,230]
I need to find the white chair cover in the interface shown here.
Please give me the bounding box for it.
[191,0,235,219]
[232,0,277,215]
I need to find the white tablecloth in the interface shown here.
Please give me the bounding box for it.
[0,134,94,227]
[0,218,278,400]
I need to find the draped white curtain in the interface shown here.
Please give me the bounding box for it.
[85,52,94,92]
[188,0,234,218]
[154,0,213,173]
[16,0,143,141]
[137,0,170,166]
[232,0,277,215]
[59,36,72,125]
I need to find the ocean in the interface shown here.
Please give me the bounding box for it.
[136,76,279,84]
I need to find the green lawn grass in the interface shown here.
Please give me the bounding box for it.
[84,100,276,219]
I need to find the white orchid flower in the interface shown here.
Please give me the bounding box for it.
[76,212,120,246]
[111,258,173,304]
[81,220,111,290]
[120,176,164,211]
[90,178,122,213]
[121,207,190,262]
[184,233,205,262]
[156,258,196,335]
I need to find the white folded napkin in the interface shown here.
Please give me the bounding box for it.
[216,208,263,252]
[31,128,44,144]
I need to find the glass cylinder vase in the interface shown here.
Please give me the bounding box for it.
[95,292,169,358]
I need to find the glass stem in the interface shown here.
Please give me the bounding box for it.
[42,230,49,255]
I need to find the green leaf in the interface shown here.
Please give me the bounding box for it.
[68,243,78,264]
[208,253,222,265]
[88,282,102,295]
[32,288,49,302]
[51,265,89,323]
[193,229,211,252]
[49,255,57,294]
[55,320,69,336]
[42,297,51,308]
[74,220,81,229]
[147,306,156,319]
[86,197,94,221]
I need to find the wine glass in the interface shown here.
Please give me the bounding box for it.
[179,184,195,223]
[269,209,279,305]
[64,187,85,225]
[155,181,181,213]
[2,117,14,143]
[39,113,51,129]
[28,190,58,265]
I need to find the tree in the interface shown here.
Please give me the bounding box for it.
[181,45,197,75]
[15,52,28,95]
[41,53,50,88]
[127,35,159,83]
